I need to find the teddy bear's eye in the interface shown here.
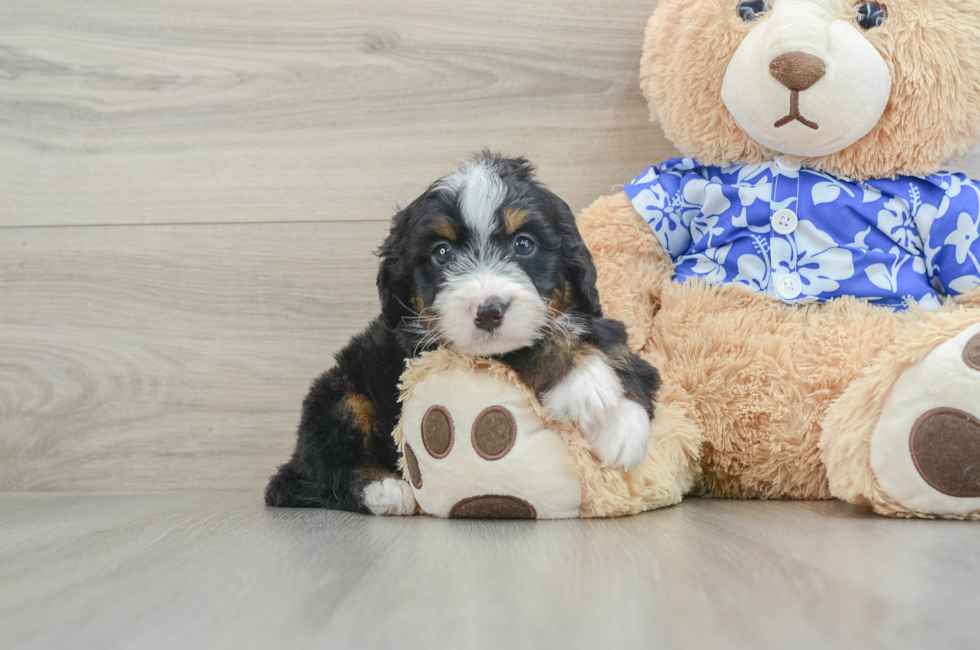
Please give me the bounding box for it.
[738,0,771,22]
[855,2,887,30]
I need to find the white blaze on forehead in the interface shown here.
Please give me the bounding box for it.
[438,159,507,237]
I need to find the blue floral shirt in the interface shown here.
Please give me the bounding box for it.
[623,157,980,310]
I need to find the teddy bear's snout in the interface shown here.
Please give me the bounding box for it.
[769,51,826,92]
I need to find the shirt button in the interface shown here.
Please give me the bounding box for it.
[776,274,803,301]
[771,209,799,235]
[775,155,802,173]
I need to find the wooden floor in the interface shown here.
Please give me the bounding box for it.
[1,493,978,650]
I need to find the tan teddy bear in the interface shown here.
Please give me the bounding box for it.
[395,0,980,519]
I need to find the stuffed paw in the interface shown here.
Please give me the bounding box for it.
[396,351,583,519]
[394,348,702,519]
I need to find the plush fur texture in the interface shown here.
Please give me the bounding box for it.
[395,348,700,518]
[578,193,980,509]
[391,1,980,519]
[643,0,980,180]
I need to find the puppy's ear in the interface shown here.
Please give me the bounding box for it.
[551,192,602,317]
[376,209,414,330]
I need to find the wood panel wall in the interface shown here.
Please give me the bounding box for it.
[2,0,978,490]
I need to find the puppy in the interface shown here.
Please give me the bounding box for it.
[265,153,660,515]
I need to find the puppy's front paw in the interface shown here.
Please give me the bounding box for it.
[584,399,651,471]
[362,478,417,516]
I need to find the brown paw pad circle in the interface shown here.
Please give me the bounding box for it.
[449,495,537,519]
[404,443,422,489]
[471,406,517,460]
[911,408,980,498]
[965,331,980,371]
[421,405,454,458]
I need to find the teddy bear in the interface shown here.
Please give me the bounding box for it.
[393,0,980,519]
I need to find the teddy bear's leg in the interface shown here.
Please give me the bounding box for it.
[821,310,980,518]
[577,192,674,353]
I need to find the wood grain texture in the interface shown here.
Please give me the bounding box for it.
[0,0,679,227]
[1,493,979,650]
[0,221,387,490]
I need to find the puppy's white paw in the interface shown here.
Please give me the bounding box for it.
[363,478,417,516]
[542,355,652,470]
[585,399,651,471]
[542,356,622,430]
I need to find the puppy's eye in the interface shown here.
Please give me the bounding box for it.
[431,242,454,265]
[738,0,770,22]
[855,2,887,30]
[514,235,536,256]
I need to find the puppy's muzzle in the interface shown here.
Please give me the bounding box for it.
[473,299,508,332]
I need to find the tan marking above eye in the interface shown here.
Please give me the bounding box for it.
[421,405,454,458]
[471,406,517,460]
[504,207,529,234]
[432,219,457,241]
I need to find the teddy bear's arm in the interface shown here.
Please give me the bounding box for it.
[576,192,675,353]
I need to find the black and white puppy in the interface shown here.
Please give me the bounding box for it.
[265,153,660,515]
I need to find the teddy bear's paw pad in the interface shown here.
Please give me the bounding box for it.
[399,366,583,519]
[363,478,417,516]
[421,405,454,458]
[404,443,423,489]
[965,331,980,371]
[471,406,517,460]
[871,322,980,516]
[910,409,980,498]
[449,495,537,519]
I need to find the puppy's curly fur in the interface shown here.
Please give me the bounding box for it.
[265,153,660,514]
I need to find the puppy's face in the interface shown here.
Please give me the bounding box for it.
[378,154,601,356]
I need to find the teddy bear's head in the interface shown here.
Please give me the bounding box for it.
[643,0,980,179]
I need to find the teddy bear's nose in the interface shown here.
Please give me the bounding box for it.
[769,51,827,92]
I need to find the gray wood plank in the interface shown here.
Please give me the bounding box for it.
[0,221,387,491]
[1,493,978,650]
[0,0,679,227]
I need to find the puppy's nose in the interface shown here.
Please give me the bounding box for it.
[769,51,826,92]
[474,300,508,332]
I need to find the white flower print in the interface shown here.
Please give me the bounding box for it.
[944,212,980,273]
[948,275,980,294]
[633,185,689,257]
[625,160,978,309]
[733,239,772,293]
[910,293,943,310]
[682,178,731,223]
[691,214,724,245]
[854,180,883,204]
[848,227,872,250]
[734,168,772,207]
[865,246,912,293]
[771,221,855,296]
[807,170,856,205]
[686,244,733,285]
[876,196,923,254]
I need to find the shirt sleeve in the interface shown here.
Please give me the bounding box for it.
[622,160,699,259]
[917,174,980,297]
